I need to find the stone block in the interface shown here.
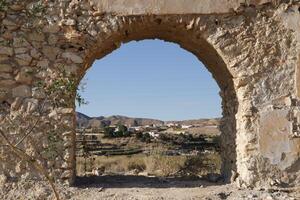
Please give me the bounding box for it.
[42,46,60,61]
[0,64,13,72]
[15,54,32,66]
[62,52,83,64]
[15,67,33,84]
[0,46,13,56]
[12,85,32,97]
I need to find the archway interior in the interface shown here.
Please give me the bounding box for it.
[74,39,226,186]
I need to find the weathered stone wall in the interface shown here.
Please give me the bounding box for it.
[0,0,299,189]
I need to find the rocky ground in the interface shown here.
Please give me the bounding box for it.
[1,176,299,200]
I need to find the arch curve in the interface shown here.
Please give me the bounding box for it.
[75,15,238,182]
[83,16,233,91]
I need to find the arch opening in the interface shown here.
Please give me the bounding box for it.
[71,16,238,185]
[75,39,223,184]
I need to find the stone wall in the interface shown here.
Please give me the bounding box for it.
[0,0,299,189]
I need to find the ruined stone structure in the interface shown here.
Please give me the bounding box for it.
[0,0,299,189]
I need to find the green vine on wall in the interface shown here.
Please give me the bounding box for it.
[41,131,63,160]
[26,1,46,17]
[0,0,8,12]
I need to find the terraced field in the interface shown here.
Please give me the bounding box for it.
[76,132,221,177]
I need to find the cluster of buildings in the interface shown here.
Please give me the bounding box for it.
[77,122,196,139]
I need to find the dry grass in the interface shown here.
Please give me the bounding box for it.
[76,152,221,177]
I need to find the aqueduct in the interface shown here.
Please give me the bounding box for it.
[0,0,300,189]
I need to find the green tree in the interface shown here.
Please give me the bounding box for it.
[117,124,128,133]
[103,127,115,138]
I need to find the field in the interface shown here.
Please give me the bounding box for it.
[76,152,221,177]
[76,130,221,178]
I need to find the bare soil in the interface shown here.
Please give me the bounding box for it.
[1,176,299,200]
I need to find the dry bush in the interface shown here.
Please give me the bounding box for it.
[127,160,146,172]
[144,155,187,176]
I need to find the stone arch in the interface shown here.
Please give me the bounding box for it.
[72,15,239,183]
[1,1,299,190]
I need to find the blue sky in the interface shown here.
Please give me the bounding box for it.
[76,39,221,120]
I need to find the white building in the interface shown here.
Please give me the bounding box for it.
[128,126,142,131]
[149,131,159,138]
[182,125,193,129]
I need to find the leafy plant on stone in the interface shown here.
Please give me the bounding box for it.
[43,66,88,107]
[26,1,46,17]
[21,1,47,32]
[0,0,8,12]
[41,131,63,161]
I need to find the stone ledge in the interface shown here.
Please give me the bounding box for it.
[91,0,272,15]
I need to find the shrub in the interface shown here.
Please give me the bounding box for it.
[141,132,151,143]
[127,161,146,172]
[135,132,143,139]
[103,127,115,138]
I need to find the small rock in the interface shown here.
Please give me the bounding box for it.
[11,97,23,110]
[2,19,19,30]
[48,110,58,119]
[64,18,76,26]
[15,54,32,65]
[42,46,60,61]
[3,19,17,26]
[61,170,72,179]
[43,24,60,33]
[217,192,231,199]
[0,73,12,79]
[186,19,195,30]
[0,79,16,87]
[13,37,30,48]
[12,85,32,97]
[247,194,258,199]
[30,48,41,59]
[15,67,33,84]
[0,46,13,56]
[15,47,28,54]
[10,4,25,11]
[32,87,45,99]
[2,31,13,40]
[265,195,274,200]
[0,55,9,62]
[0,174,7,189]
[0,64,13,72]
[28,31,45,42]
[63,64,78,74]
[24,98,39,113]
[37,59,49,68]
[62,52,83,64]
[0,88,10,101]
[60,108,74,114]
[48,34,58,45]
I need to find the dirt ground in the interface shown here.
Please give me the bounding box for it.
[1,176,299,200]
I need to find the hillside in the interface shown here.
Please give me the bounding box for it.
[76,112,220,129]
[76,112,165,128]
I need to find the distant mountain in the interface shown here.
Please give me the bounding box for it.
[76,112,220,129]
[76,112,164,128]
